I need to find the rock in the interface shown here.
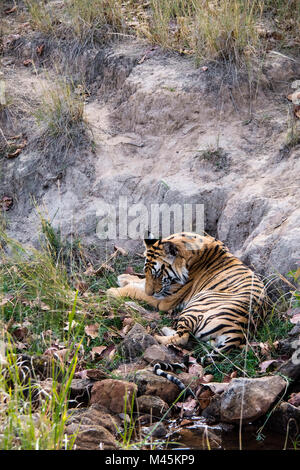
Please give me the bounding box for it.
[220,376,287,423]
[69,378,94,406]
[90,379,138,414]
[266,402,300,438]
[175,372,206,394]
[143,344,181,365]
[201,395,222,424]
[142,422,167,438]
[276,357,300,381]
[136,395,169,417]
[205,382,230,395]
[117,323,158,360]
[85,368,109,380]
[65,423,118,450]
[111,359,148,380]
[277,324,300,356]
[133,369,180,404]
[263,52,300,88]
[66,403,121,435]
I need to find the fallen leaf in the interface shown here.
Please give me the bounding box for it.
[44,347,69,362]
[23,59,33,66]
[74,280,88,293]
[63,320,79,331]
[84,323,99,339]
[288,392,300,407]
[188,362,204,378]
[5,6,17,14]
[101,344,116,359]
[90,345,107,360]
[200,374,214,383]
[36,44,45,56]
[176,397,199,416]
[294,105,300,119]
[196,388,214,410]
[259,341,271,356]
[7,148,22,158]
[13,326,29,341]
[0,196,13,211]
[201,66,208,71]
[290,313,300,324]
[223,371,237,383]
[114,245,128,256]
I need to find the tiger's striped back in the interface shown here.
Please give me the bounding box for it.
[144,232,266,353]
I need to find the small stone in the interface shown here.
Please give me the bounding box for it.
[85,368,109,380]
[143,344,179,364]
[136,395,169,417]
[142,421,167,438]
[117,323,158,360]
[70,378,94,405]
[277,358,300,381]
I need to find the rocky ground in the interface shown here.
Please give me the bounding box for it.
[8,319,299,450]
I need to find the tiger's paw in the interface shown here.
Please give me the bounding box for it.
[117,274,135,287]
[106,287,123,298]
[154,334,172,345]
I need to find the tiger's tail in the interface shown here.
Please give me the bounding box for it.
[153,362,196,398]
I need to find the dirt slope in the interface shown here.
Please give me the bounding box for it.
[1,35,300,278]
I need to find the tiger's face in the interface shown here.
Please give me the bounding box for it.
[143,236,188,298]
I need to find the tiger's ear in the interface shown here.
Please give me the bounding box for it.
[163,241,178,258]
[144,231,160,248]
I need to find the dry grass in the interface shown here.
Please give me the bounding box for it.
[33,76,91,158]
[22,0,299,66]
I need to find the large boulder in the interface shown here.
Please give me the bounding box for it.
[65,403,121,450]
[65,423,118,450]
[90,379,138,414]
[220,376,287,423]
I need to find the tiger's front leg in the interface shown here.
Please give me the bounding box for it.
[106,274,178,311]
[107,274,161,309]
[155,331,190,346]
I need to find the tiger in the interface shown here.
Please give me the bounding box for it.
[107,231,266,358]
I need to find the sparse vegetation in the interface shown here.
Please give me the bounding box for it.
[195,145,229,171]
[33,77,89,155]
[21,0,299,65]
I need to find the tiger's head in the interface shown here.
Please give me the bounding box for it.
[143,233,189,298]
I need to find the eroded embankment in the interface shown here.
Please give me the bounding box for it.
[1,36,300,278]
